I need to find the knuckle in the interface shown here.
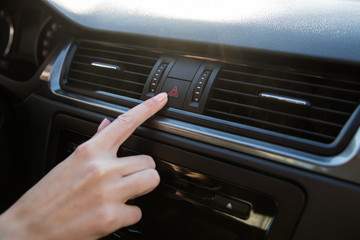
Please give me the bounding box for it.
[73,142,93,158]
[94,205,117,233]
[129,206,142,225]
[119,205,142,228]
[116,113,134,127]
[145,169,161,188]
[87,161,107,179]
[140,155,155,168]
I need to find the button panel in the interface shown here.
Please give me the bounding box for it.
[149,63,168,93]
[193,70,212,102]
[142,56,221,113]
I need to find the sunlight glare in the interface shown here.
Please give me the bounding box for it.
[49,0,281,23]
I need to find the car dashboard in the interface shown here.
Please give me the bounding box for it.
[1,0,360,239]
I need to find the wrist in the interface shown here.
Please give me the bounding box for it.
[0,205,29,240]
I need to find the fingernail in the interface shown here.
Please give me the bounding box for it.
[98,118,110,131]
[153,92,168,102]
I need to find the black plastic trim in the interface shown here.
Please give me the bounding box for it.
[22,93,360,240]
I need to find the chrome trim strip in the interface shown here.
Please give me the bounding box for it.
[91,62,121,71]
[215,210,273,231]
[4,22,14,57]
[41,42,360,185]
[259,93,310,106]
[1,10,14,57]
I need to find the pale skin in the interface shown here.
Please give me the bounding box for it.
[0,92,169,240]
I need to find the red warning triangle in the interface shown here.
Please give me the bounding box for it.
[168,86,179,97]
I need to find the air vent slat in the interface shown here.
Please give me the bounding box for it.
[77,46,159,61]
[222,69,360,96]
[63,40,161,100]
[211,87,352,118]
[74,53,154,70]
[68,69,145,87]
[205,62,360,144]
[206,109,336,142]
[71,61,149,78]
[208,98,343,128]
[68,77,142,98]
[217,77,358,106]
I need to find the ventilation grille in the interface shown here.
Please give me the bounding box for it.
[64,41,160,99]
[204,63,360,144]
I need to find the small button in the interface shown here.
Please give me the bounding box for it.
[162,78,190,109]
[213,195,251,220]
[168,58,202,81]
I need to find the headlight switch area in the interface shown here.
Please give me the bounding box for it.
[141,56,221,113]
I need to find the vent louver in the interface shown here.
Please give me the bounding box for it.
[204,63,360,144]
[64,41,160,100]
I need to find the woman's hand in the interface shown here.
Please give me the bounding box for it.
[0,92,168,240]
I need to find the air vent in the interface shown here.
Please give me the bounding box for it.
[63,41,161,100]
[204,63,360,145]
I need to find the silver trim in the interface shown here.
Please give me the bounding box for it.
[259,93,310,106]
[212,210,272,231]
[0,10,14,57]
[4,22,14,57]
[91,62,121,71]
[40,42,360,185]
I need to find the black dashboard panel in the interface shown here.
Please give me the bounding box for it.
[1,0,360,239]
[23,93,360,240]
[48,114,305,240]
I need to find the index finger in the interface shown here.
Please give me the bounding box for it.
[93,92,168,154]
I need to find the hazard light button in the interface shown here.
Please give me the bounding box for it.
[161,78,190,109]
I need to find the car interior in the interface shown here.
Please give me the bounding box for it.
[1,0,360,239]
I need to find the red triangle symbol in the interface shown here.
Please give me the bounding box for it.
[168,86,179,97]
